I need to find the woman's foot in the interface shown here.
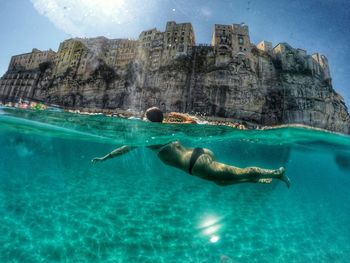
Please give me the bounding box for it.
[276,167,291,188]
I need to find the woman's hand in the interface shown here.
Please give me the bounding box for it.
[91,146,134,164]
[91,157,104,163]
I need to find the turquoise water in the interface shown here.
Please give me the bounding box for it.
[1,107,350,263]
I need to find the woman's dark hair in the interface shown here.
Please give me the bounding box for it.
[145,107,164,123]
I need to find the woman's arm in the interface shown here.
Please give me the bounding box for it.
[91,146,136,163]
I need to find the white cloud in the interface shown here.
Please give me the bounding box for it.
[31,0,158,37]
[201,7,212,17]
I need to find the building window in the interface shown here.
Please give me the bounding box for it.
[239,37,244,45]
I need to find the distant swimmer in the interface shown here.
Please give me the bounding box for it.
[92,107,291,188]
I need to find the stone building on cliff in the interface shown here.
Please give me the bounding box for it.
[162,21,195,63]
[138,28,165,70]
[53,39,86,76]
[0,21,349,133]
[0,48,55,102]
[271,42,331,84]
[211,23,252,65]
[256,41,273,53]
[107,39,138,70]
[8,48,56,72]
[138,21,195,70]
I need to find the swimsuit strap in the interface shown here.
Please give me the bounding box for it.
[189,148,205,175]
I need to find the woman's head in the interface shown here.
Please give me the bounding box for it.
[145,107,164,123]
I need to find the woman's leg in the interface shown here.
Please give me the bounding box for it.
[213,162,290,187]
[192,155,290,187]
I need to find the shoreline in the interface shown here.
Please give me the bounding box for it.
[1,102,341,135]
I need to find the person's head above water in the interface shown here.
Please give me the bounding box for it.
[145,107,164,123]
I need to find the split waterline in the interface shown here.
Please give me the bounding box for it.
[1,107,350,262]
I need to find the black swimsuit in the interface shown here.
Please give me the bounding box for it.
[149,143,205,175]
[188,148,205,174]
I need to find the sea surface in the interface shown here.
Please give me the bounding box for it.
[1,107,350,263]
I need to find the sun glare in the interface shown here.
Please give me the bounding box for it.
[199,215,224,243]
[210,235,219,243]
[31,0,154,36]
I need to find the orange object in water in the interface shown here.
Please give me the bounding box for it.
[165,112,197,124]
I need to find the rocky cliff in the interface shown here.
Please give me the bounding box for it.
[1,45,349,134]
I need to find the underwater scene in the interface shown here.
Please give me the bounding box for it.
[1,107,350,263]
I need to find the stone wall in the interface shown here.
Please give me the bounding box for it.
[2,42,349,134]
[1,21,350,134]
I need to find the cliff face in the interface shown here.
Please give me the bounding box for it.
[1,46,349,134]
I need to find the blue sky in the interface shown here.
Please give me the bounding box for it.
[1,0,349,107]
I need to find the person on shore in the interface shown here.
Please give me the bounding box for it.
[92,107,290,188]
